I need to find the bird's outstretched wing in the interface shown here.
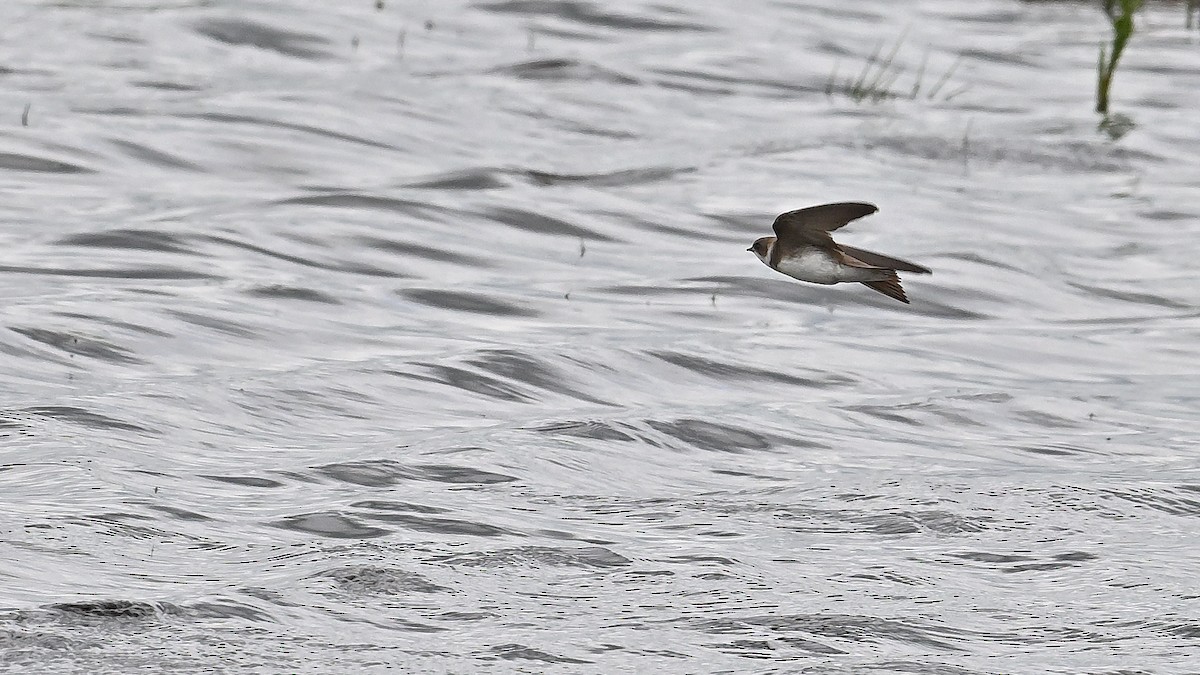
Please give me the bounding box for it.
[771,202,878,248]
[838,244,932,274]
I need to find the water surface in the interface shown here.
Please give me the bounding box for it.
[2,0,1199,672]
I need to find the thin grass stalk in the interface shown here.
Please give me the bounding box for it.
[860,29,908,99]
[1096,0,1143,114]
[825,60,839,96]
[910,49,930,99]
[926,55,961,100]
[849,40,884,101]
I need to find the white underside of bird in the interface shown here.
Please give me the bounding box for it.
[765,245,890,285]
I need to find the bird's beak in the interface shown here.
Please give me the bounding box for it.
[746,247,753,252]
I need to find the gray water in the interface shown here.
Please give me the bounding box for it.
[2,0,1199,672]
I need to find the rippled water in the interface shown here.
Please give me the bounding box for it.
[2,0,1199,672]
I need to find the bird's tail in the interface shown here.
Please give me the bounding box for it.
[861,272,909,304]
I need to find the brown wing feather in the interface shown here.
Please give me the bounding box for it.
[861,274,910,303]
[837,244,931,274]
[772,203,878,247]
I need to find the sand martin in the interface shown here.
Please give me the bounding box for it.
[748,202,931,303]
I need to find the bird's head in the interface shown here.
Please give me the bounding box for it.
[748,237,775,266]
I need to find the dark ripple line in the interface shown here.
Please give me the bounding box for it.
[203,234,407,278]
[274,193,434,216]
[474,1,713,32]
[395,366,534,403]
[46,600,163,620]
[315,459,517,487]
[358,236,494,267]
[533,419,640,442]
[866,135,1158,172]
[200,474,284,488]
[855,510,988,535]
[0,264,218,280]
[599,210,700,239]
[401,289,538,318]
[244,284,340,304]
[489,57,639,85]
[145,503,213,522]
[401,168,510,190]
[698,613,971,652]
[646,418,780,453]
[1065,281,1192,310]
[649,67,821,99]
[492,644,592,665]
[0,152,92,174]
[167,310,259,339]
[399,165,691,191]
[1099,485,1200,517]
[316,565,448,595]
[332,614,448,634]
[193,17,332,60]
[179,113,397,151]
[431,545,630,568]
[11,328,146,365]
[351,501,448,514]
[270,512,391,539]
[19,406,151,433]
[57,229,196,254]
[524,165,692,187]
[359,511,515,538]
[40,598,273,623]
[132,79,203,92]
[649,350,846,388]
[107,139,201,172]
[186,600,274,622]
[483,205,620,242]
[467,349,614,406]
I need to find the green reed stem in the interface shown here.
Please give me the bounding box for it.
[1096,0,1143,114]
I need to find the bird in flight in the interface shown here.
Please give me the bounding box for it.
[748,202,930,303]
